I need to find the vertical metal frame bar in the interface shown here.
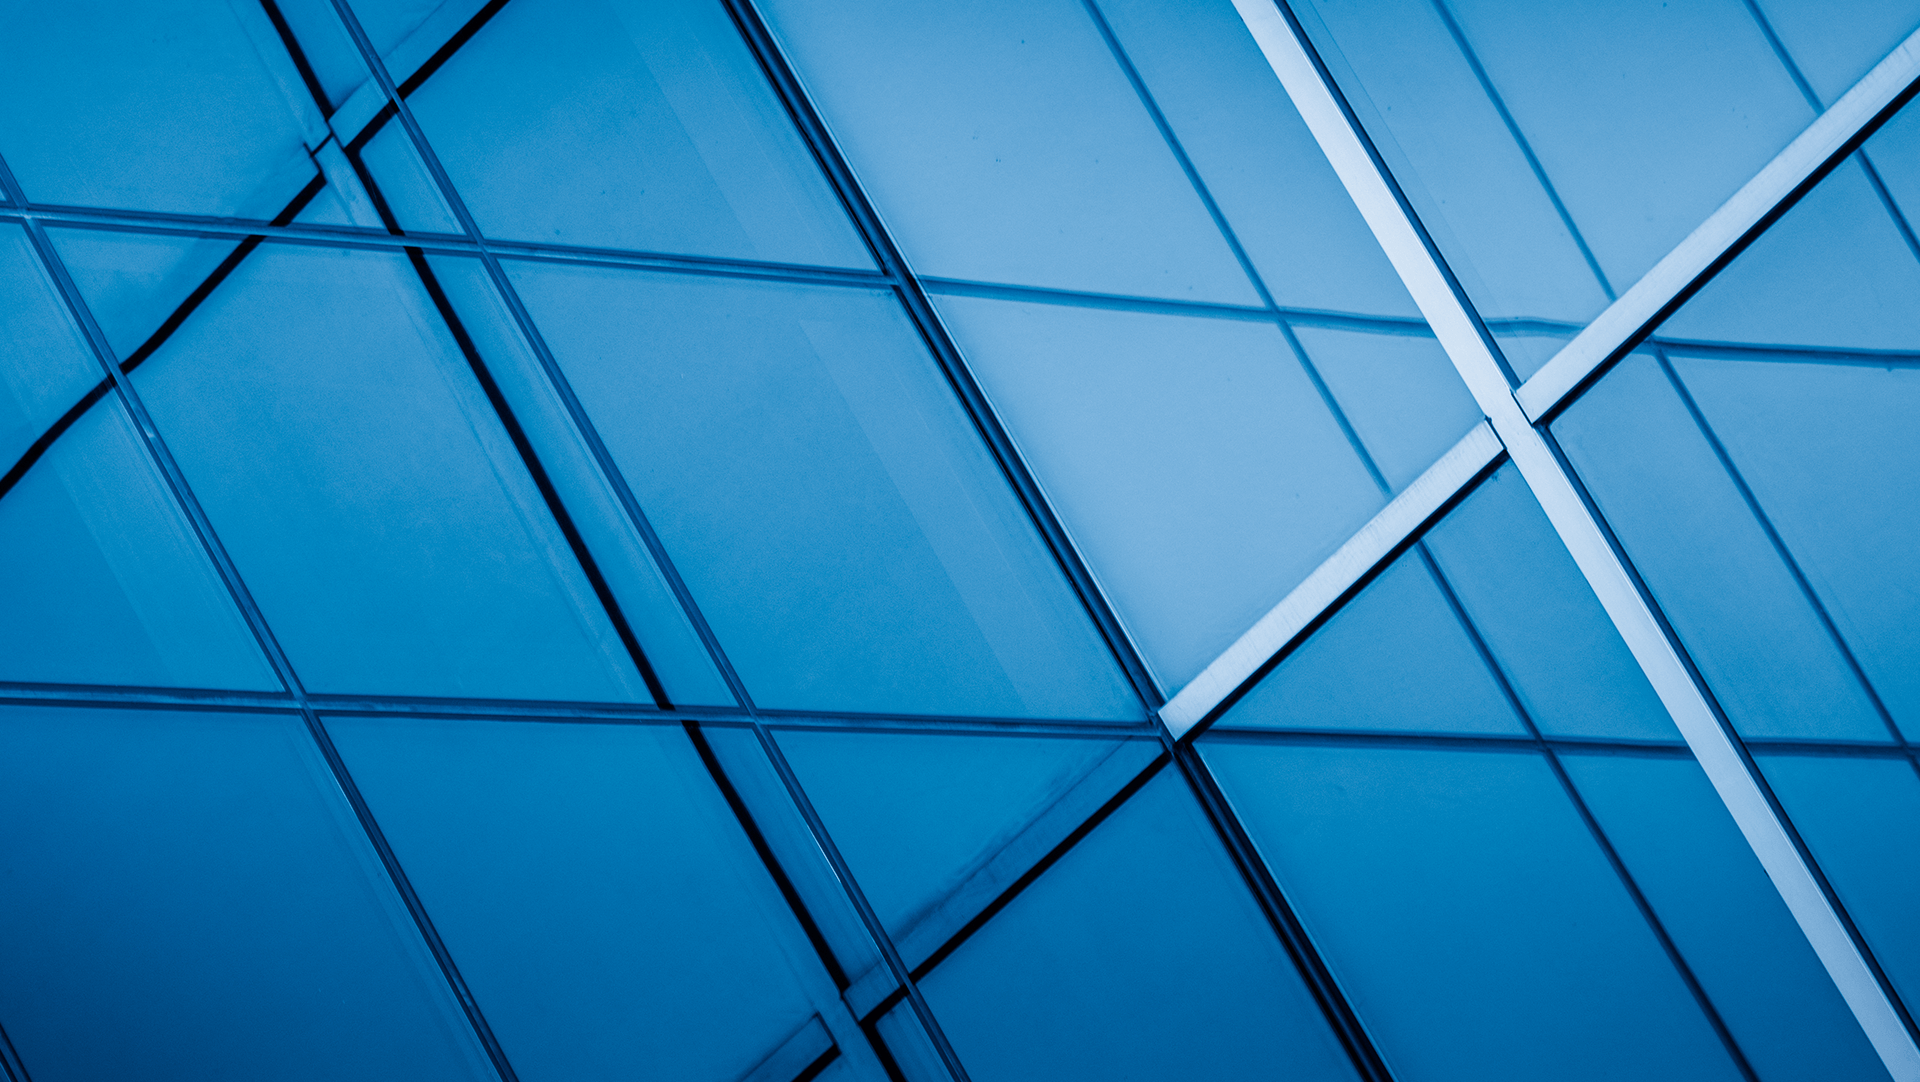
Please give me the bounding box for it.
[1224,1,1920,1076]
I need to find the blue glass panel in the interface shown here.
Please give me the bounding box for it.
[1671,355,1920,739]
[758,0,1258,304]
[1296,0,1812,350]
[1752,0,1920,106]
[326,716,836,1082]
[1423,466,1677,741]
[508,260,1138,719]
[0,226,100,467]
[1091,0,1420,318]
[421,254,732,707]
[1760,753,1920,1010]
[0,0,319,216]
[355,118,462,235]
[275,0,451,112]
[1554,353,1888,741]
[928,292,1382,690]
[1219,555,1528,737]
[774,730,1124,933]
[0,401,277,690]
[1289,326,1483,490]
[1203,740,1744,1082]
[1564,751,1889,1082]
[401,0,868,267]
[0,704,492,1082]
[57,232,648,701]
[918,768,1361,1082]
[43,227,254,362]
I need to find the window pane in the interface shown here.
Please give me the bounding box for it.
[398,0,869,267]
[508,260,1139,719]
[916,767,1362,1082]
[928,293,1384,689]
[326,716,849,1082]
[55,231,649,702]
[0,0,319,217]
[0,704,492,1082]
[1289,326,1483,491]
[0,225,103,469]
[758,0,1258,303]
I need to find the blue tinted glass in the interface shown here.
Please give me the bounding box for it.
[1090,0,1419,318]
[0,0,320,216]
[326,716,838,1082]
[1296,0,1813,356]
[355,118,463,235]
[45,228,253,361]
[1751,0,1920,106]
[1554,352,1890,741]
[276,0,451,112]
[0,226,100,467]
[1423,466,1678,741]
[928,293,1383,690]
[918,768,1361,1082]
[56,232,648,702]
[422,254,732,706]
[758,0,1257,304]
[508,260,1138,719]
[774,729,1126,933]
[1760,753,1920,1011]
[1219,554,1528,737]
[1203,740,1743,1082]
[0,704,491,1082]
[1289,326,1483,490]
[400,0,869,267]
[0,401,277,690]
[1564,751,1889,1082]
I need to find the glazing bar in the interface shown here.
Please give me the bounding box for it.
[1228,1,1920,1076]
[1158,421,1501,738]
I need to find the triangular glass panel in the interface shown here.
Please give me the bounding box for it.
[0,401,277,690]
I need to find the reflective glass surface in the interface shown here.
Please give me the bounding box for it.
[0,704,492,1082]
[509,260,1137,719]
[1554,97,1920,1018]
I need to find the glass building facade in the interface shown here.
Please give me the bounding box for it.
[1,1,1917,1079]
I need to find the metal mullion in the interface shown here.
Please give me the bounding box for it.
[1516,24,1920,421]
[1228,1,1920,1076]
[317,8,983,1080]
[0,155,524,1082]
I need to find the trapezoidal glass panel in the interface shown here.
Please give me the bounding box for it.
[0,703,494,1082]
[1552,95,1920,1021]
[53,230,652,702]
[506,259,1139,720]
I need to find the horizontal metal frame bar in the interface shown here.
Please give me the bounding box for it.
[1515,22,1920,422]
[1159,421,1502,737]
[1232,1,1920,1075]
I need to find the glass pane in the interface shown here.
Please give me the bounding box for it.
[1288,326,1483,490]
[0,399,278,690]
[916,767,1362,1082]
[326,716,845,1082]
[758,0,1259,304]
[774,729,1130,933]
[928,292,1384,690]
[508,259,1139,720]
[397,0,870,267]
[1565,751,1890,1082]
[1203,739,1749,1082]
[0,225,101,469]
[55,231,649,702]
[0,704,492,1082]
[1293,0,1820,375]
[0,0,320,217]
[272,0,454,114]
[1751,0,1920,106]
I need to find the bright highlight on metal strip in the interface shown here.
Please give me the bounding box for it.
[1159,420,1501,739]
[1516,23,1920,421]
[1228,1,1920,1077]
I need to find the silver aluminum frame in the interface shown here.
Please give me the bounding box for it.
[1222,0,1920,1076]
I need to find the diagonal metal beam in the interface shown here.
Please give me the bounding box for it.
[1226,1,1920,1076]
